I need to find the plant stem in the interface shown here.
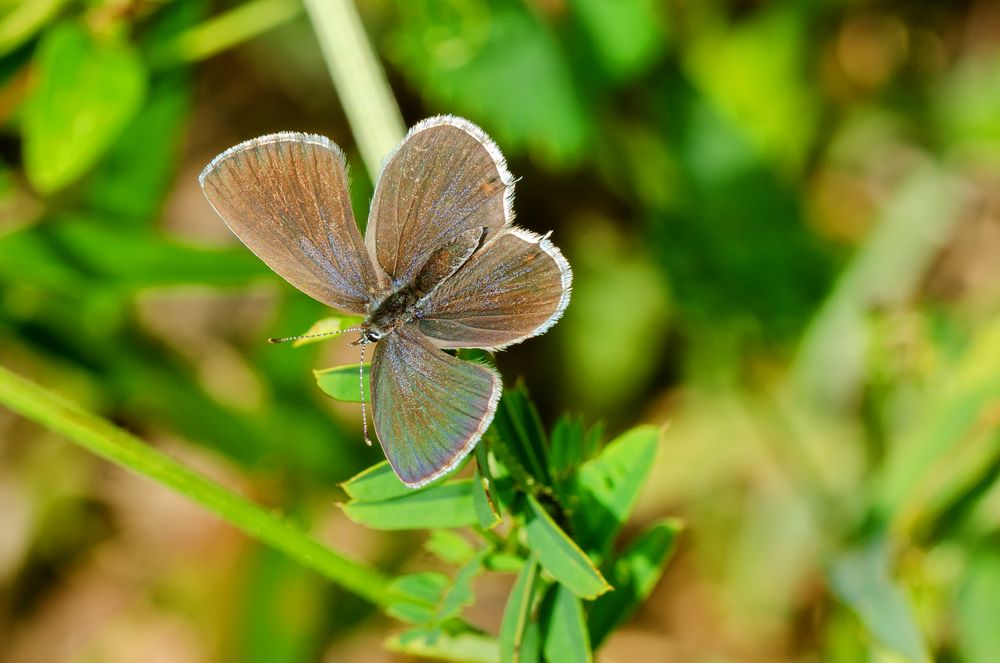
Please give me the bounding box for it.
[0,363,393,607]
[153,0,303,67]
[302,0,406,177]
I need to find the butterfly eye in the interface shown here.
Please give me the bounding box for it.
[364,329,383,343]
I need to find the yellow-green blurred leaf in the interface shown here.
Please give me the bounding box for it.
[23,23,146,193]
[829,538,929,663]
[956,552,1000,663]
[0,0,63,56]
[292,314,363,347]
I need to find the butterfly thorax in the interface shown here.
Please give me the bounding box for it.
[362,285,421,342]
[362,226,489,343]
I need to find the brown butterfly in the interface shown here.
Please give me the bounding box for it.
[200,116,571,487]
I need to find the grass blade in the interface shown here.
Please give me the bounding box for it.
[0,363,392,606]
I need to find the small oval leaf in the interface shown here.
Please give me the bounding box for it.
[341,480,479,530]
[388,572,450,605]
[341,461,412,502]
[314,363,369,402]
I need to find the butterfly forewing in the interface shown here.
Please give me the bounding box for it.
[200,133,380,314]
[365,116,513,288]
[370,325,501,488]
[419,228,572,350]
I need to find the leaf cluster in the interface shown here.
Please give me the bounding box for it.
[336,384,680,662]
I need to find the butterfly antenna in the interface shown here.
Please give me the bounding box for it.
[359,339,373,447]
[267,327,363,344]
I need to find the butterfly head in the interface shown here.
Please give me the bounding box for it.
[352,327,383,346]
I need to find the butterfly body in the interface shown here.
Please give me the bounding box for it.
[362,226,490,343]
[200,116,571,487]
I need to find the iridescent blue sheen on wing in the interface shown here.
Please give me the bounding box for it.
[370,325,501,487]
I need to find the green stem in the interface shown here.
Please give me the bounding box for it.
[0,363,393,607]
[302,0,406,177]
[152,0,302,66]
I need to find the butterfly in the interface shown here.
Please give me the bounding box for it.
[199,116,572,488]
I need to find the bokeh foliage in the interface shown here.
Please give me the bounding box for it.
[2,0,1000,661]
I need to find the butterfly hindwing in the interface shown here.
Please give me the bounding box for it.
[418,228,572,350]
[200,133,380,314]
[365,116,513,288]
[370,325,501,488]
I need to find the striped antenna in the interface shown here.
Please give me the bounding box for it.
[268,327,363,344]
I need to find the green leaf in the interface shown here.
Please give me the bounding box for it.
[519,618,542,663]
[524,495,610,600]
[83,70,192,220]
[956,551,1000,663]
[584,420,605,461]
[291,315,363,347]
[574,425,660,552]
[341,480,479,530]
[491,386,550,486]
[390,572,451,605]
[500,560,539,663]
[543,585,591,663]
[425,529,476,566]
[828,538,929,663]
[340,461,411,502]
[588,518,682,647]
[23,23,146,193]
[386,572,451,624]
[569,0,664,82]
[31,217,267,287]
[387,4,591,165]
[876,313,1000,525]
[549,414,585,481]
[485,552,526,573]
[314,363,369,403]
[438,552,487,621]
[0,0,64,56]
[386,627,499,663]
[386,601,438,624]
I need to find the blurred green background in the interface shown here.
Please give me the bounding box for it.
[2,0,1000,661]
